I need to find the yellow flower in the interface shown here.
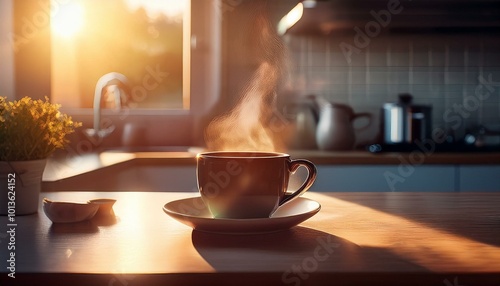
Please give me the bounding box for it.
[0,96,82,161]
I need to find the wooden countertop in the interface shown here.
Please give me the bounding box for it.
[1,192,499,286]
[43,150,500,183]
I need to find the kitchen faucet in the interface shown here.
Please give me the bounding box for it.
[84,72,130,142]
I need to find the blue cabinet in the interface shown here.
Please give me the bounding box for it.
[293,165,499,192]
[306,165,457,192]
[459,166,500,192]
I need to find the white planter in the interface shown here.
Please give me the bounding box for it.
[0,159,46,215]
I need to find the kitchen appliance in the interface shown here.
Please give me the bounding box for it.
[381,93,432,145]
[465,125,500,147]
[316,102,372,150]
[289,97,319,150]
[290,95,372,150]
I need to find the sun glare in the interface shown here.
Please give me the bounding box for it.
[51,2,84,38]
[124,0,188,19]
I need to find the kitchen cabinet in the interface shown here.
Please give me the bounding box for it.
[42,151,500,192]
[305,165,500,192]
[459,166,500,192]
[47,163,460,193]
[309,165,457,192]
[79,164,498,192]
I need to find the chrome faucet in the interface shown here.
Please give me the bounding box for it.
[84,72,130,142]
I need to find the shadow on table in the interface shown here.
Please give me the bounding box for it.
[330,193,500,247]
[191,226,429,274]
[48,214,118,235]
[49,220,99,234]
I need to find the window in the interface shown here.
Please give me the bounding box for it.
[51,0,190,110]
[6,0,221,146]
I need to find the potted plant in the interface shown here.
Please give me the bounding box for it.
[0,96,81,215]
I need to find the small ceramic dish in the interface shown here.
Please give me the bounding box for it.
[43,198,99,223]
[88,199,116,216]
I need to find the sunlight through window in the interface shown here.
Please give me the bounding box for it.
[124,0,187,19]
[51,2,84,38]
[51,0,190,110]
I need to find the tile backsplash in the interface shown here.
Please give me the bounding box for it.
[284,34,500,145]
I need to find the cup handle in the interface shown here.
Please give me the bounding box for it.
[279,159,317,206]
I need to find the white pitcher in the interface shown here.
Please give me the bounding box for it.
[316,102,372,151]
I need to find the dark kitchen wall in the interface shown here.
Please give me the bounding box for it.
[220,0,500,147]
[284,33,500,145]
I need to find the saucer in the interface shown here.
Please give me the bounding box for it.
[163,197,321,234]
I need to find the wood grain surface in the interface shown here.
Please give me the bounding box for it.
[1,192,499,286]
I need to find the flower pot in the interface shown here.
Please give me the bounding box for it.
[0,159,46,215]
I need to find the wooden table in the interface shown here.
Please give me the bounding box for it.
[1,192,499,286]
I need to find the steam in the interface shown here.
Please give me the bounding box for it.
[205,3,288,152]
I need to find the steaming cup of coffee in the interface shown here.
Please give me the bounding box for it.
[197,151,317,219]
